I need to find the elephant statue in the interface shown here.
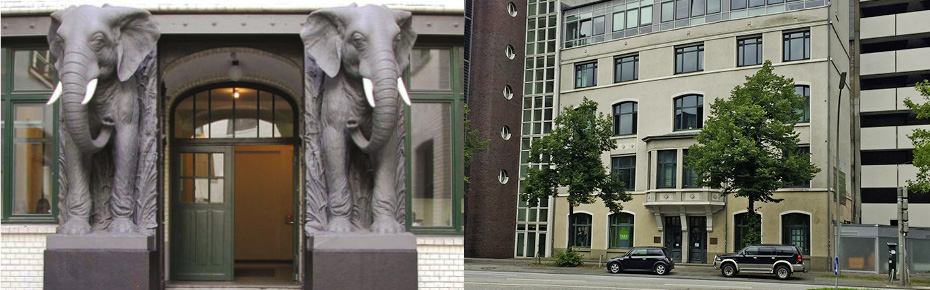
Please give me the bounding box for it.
[300,5,416,234]
[46,5,160,235]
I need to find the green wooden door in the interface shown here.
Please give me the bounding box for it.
[171,146,234,281]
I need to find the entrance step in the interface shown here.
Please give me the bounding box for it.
[166,283,301,290]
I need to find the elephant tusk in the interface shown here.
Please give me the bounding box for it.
[397,78,412,106]
[47,82,63,105]
[362,78,376,108]
[81,79,98,105]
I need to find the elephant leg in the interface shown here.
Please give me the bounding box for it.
[61,131,92,235]
[109,118,139,233]
[370,127,403,234]
[323,125,353,232]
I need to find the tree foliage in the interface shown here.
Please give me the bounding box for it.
[685,61,820,216]
[520,98,631,213]
[903,80,930,194]
[464,104,490,183]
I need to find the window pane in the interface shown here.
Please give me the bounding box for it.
[579,19,592,37]
[194,91,210,138]
[273,95,294,138]
[626,9,639,28]
[194,178,210,203]
[175,95,194,138]
[411,102,454,227]
[12,50,56,91]
[707,0,721,13]
[234,88,258,138]
[692,0,706,16]
[211,88,235,138]
[657,150,677,188]
[258,91,275,138]
[613,12,626,31]
[11,104,54,215]
[676,0,690,19]
[593,16,605,35]
[180,178,194,203]
[209,178,224,204]
[750,0,765,7]
[732,0,747,9]
[662,1,675,22]
[641,6,653,25]
[410,48,452,90]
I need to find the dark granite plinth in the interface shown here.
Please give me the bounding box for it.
[304,232,417,290]
[44,234,158,290]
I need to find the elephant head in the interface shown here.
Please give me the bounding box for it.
[301,5,417,154]
[46,5,160,153]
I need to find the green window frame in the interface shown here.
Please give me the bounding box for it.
[570,213,592,248]
[794,85,811,123]
[404,46,465,235]
[734,212,761,250]
[608,212,634,249]
[2,45,61,223]
[682,149,700,188]
[781,213,811,255]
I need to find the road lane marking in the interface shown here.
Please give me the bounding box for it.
[465,281,665,290]
[663,284,751,289]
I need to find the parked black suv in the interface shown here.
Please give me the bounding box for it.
[606,247,675,275]
[713,244,807,279]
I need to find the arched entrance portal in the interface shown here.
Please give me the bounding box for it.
[169,83,298,282]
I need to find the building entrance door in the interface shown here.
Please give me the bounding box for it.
[171,146,235,280]
[688,216,707,264]
[664,216,682,263]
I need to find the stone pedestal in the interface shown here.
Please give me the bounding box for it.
[304,232,417,290]
[44,234,158,290]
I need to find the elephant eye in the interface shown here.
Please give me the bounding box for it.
[90,33,106,50]
[351,32,366,48]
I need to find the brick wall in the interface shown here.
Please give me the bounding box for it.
[417,235,465,290]
[0,224,57,290]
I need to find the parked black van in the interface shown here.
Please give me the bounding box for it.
[713,244,807,279]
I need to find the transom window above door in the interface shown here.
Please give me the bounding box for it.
[174,87,294,139]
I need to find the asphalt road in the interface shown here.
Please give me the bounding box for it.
[465,270,894,290]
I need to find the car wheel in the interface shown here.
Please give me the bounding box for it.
[608,262,621,274]
[654,263,668,275]
[721,263,737,277]
[775,265,791,280]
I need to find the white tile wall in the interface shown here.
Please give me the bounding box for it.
[1,225,463,290]
[0,224,58,290]
[416,236,465,290]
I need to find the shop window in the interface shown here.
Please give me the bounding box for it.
[608,212,635,249]
[2,47,60,223]
[570,213,593,248]
[782,213,811,254]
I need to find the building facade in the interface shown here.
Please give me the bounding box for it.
[857,0,930,227]
[0,1,464,289]
[499,0,856,271]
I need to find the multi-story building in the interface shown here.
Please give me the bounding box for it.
[856,0,930,227]
[498,0,855,271]
[0,1,464,289]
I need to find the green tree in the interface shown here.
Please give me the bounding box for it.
[464,104,490,183]
[520,98,631,250]
[903,80,930,194]
[685,61,819,244]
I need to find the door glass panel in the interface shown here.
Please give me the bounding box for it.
[195,178,210,203]
[180,178,195,203]
[211,153,224,177]
[209,179,224,203]
[410,102,454,227]
[194,154,209,177]
[11,104,54,215]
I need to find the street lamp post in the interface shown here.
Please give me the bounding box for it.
[834,71,847,289]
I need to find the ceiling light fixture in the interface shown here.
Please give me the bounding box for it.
[233,87,240,99]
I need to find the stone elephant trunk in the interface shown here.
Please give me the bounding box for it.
[59,51,113,153]
[348,52,403,154]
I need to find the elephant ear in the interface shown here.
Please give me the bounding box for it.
[111,7,160,82]
[47,9,65,70]
[393,10,418,71]
[301,9,348,78]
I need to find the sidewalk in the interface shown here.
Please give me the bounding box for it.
[465,258,930,289]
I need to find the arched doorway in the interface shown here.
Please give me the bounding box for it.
[168,83,298,282]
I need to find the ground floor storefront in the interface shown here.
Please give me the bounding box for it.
[550,190,841,271]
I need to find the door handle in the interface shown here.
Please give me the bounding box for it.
[285,214,295,225]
